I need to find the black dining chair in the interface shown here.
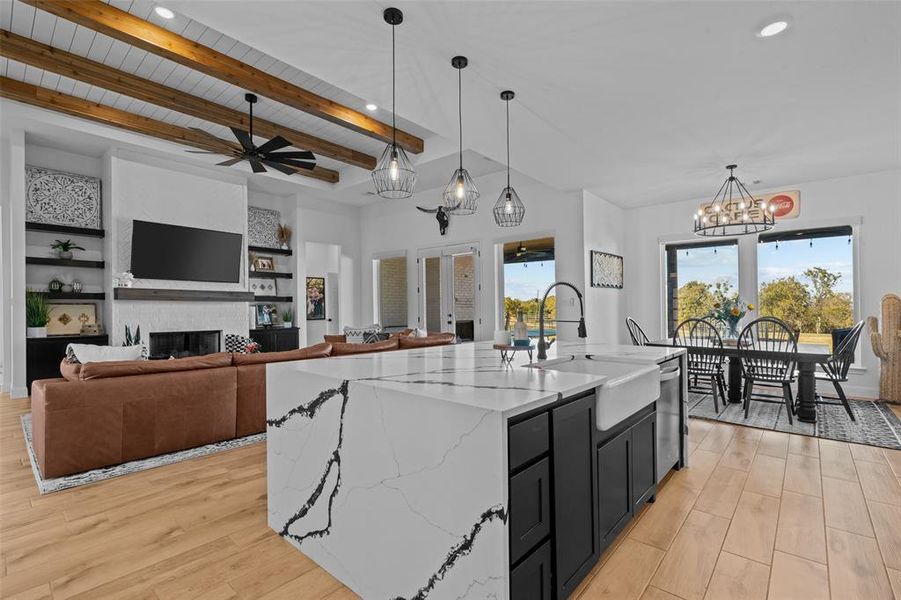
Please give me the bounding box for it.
[813,320,866,421]
[626,317,650,346]
[738,317,798,424]
[673,318,727,413]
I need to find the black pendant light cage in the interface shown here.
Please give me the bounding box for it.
[494,90,525,227]
[372,7,416,199]
[694,165,775,237]
[443,56,479,214]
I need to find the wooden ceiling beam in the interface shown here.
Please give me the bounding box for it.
[20,0,425,154]
[0,76,340,183]
[0,30,375,170]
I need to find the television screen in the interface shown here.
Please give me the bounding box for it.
[130,220,243,283]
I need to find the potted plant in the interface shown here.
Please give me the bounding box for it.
[26,290,50,338]
[51,239,85,260]
[282,308,294,328]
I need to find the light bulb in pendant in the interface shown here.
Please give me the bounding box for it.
[455,175,465,199]
[504,193,514,214]
[388,152,399,181]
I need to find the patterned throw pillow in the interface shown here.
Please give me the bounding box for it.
[362,331,391,344]
[225,334,260,354]
[343,325,382,344]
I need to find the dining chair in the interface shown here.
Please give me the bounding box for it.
[626,317,650,346]
[814,320,865,421]
[737,317,798,424]
[673,318,727,413]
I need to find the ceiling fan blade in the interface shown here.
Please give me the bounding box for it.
[267,150,315,160]
[230,127,254,152]
[216,157,244,167]
[262,160,299,176]
[256,135,292,155]
[248,158,266,174]
[274,158,316,170]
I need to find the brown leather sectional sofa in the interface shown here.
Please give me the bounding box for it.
[30,332,455,479]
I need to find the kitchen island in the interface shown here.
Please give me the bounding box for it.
[266,341,686,599]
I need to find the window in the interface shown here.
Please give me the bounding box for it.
[665,240,739,336]
[373,255,408,329]
[757,226,854,351]
[502,238,555,336]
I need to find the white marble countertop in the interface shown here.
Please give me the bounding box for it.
[276,340,685,415]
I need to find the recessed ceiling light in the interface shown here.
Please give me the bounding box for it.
[757,19,789,38]
[155,6,175,19]
[365,103,378,112]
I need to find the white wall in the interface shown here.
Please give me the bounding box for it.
[109,154,250,345]
[359,170,613,343]
[582,190,627,344]
[624,169,901,398]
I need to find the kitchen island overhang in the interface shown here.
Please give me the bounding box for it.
[266,341,686,599]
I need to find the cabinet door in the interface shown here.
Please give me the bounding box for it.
[510,541,553,600]
[596,427,632,550]
[551,394,599,599]
[509,458,551,564]
[631,412,657,510]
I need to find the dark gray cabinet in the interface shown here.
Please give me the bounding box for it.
[597,410,657,554]
[510,541,553,600]
[597,428,632,549]
[249,327,299,352]
[509,458,551,564]
[551,393,599,600]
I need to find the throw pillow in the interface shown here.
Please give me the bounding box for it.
[414,328,429,338]
[343,325,382,343]
[66,343,146,363]
[363,331,391,344]
[225,334,260,354]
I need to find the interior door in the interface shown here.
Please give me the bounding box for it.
[417,244,479,337]
[325,272,339,334]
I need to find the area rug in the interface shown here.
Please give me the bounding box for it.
[21,414,266,494]
[688,392,901,450]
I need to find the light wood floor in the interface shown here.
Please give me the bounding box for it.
[1,394,899,600]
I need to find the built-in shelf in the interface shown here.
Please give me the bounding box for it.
[26,257,106,269]
[25,222,105,238]
[41,292,106,300]
[248,245,292,256]
[251,296,293,303]
[114,288,256,302]
[250,271,293,279]
[26,333,109,343]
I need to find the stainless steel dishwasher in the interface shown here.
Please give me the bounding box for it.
[656,360,682,482]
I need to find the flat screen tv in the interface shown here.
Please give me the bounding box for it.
[130,220,243,283]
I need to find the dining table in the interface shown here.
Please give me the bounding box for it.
[646,339,831,424]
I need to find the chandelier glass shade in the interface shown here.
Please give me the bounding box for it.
[493,90,525,227]
[443,56,479,214]
[694,165,775,237]
[371,7,416,199]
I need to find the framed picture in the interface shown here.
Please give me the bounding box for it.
[255,304,276,327]
[253,255,275,272]
[590,251,624,289]
[47,303,98,335]
[306,277,326,321]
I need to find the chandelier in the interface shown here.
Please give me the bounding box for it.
[694,164,775,236]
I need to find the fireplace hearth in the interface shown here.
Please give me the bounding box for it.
[149,330,221,359]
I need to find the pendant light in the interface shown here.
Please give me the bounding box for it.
[693,165,774,236]
[493,90,525,227]
[442,56,479,214]
[371,7,415,199]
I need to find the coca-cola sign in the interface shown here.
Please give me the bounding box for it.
[697,190,799,222]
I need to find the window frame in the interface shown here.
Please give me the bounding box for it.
[663,239,739,337]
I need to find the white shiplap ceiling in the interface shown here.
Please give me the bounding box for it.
[0,0,436,181]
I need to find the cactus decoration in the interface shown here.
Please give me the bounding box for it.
[123,324,142,347]
[868,293,901,402]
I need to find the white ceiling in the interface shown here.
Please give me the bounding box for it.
[166,0,901,207]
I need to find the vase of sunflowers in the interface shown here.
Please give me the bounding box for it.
[709,298,754,339]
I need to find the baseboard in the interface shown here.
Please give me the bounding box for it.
[837,384,880,401]
[10,386,28,399]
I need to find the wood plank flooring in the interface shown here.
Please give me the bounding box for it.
[1,394,900,599]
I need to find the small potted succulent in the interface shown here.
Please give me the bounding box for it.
[26,290,50,338]
[281,308,294,328]
[51,239,85,260]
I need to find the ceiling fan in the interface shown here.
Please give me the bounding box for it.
[186,93,316,175]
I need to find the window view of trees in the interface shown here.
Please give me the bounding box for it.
[666,243,739,335]
[676,281,739,325]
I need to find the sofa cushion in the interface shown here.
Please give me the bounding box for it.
[60,359,82,382]
[231,343,333,366]
[398,333,456,349]
[331,338,399,355]
[78,352,234,380]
